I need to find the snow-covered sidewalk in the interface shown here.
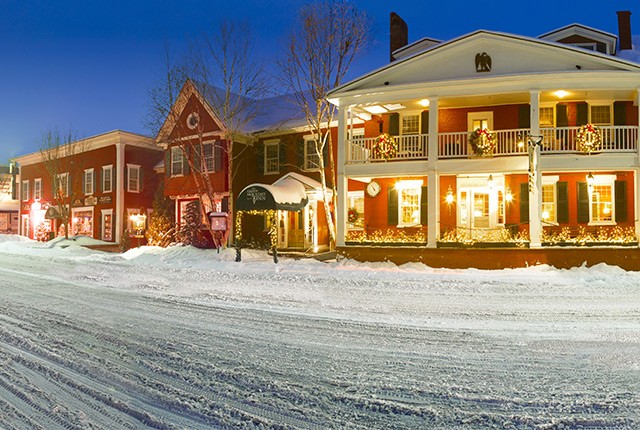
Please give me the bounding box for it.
[0,235,638,428]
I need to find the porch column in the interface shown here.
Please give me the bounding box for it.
[528,90,542,248]
[427,97,439,248]
[336,104,349,248]
[115,142,124,244]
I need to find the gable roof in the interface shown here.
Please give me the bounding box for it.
[538,23,618,55]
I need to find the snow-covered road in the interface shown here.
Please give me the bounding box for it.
[0,238,639,429]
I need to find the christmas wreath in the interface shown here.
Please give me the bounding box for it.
[576,123,602,154]
[347,208,359,224]
[373,134,397,160]
[468,128,496,156]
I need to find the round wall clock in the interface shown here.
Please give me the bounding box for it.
[366,180,381,197]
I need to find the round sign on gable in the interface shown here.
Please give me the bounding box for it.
[187,112,200,129]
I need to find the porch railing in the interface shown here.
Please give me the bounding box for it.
[346,126,638,163]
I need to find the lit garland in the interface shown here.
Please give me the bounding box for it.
[235,209,278,250]
[346,228,426,244]
[440,228,529,246]
[541,226,637,245]
[373,134,397,160]
[576,124,602,154]
[468,128,496,156]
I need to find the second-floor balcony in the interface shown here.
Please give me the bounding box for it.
[347,125,638,163]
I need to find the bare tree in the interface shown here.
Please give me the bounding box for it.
[149,22,269,247]
[39,129,84,239]
[280,0,369,248]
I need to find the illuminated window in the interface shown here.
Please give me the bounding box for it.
[21,180,29,201]
[34,178,42,200]
[102,165,113,193]
[396,182,422,227]
[54,173,69,198]
[347,191,365,230]
[264,141,280,175]
[539,107,554,128]
[203,143,215,172]
[401,114,420,135]
[127,165,141,193]
[591,184,613,223]
[304,138,321,170]
[71,207,93,237]
[84,169,94,195]
[541,184,556,223]
[171,146,184,176]
[590,105,611,125]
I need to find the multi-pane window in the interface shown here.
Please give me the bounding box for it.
[264,142,280,174]
[347,191,365,230]
[472,119,489,131]
[203,143,215,172]
[399,187,420,226]
[401,114,420,135]
[127,165,141,193]
[55,173,69,198]
[171,146,184,176]
[304,139,320,170]
[102,165,113,193]
[539,107,554,128]
[21,180,29,201]
[591,184,613,223]
[84,169,94,195]
[541,184,556,223]
[590,105,611,125]
[34,178,42,200]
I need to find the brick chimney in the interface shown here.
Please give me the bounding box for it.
[617,10,632,51]
[390,12,408,61]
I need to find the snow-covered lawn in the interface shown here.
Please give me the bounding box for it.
[0,235,638,429]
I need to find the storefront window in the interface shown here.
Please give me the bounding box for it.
[72,208,93,237]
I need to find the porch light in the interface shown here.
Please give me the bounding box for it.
[554,90,569,99]
[363,105,388,114]
[445,186,455,204]
[418,99,430,107]
[541,210,550,221]
[586,172,595,187]
[383,103,405,111]
[505,187,513,202]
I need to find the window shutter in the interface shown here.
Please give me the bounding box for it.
[93,170,97,194]
[614,102,626,126]
[389,113,400,136]
[165,151,171,177]
[139,167,144,192]
[556,181,568,223]
[615,180,627,222]
[214,141,223,172]
[519,105,530,128]
[420,186,428,225]
[255,142,264,175]
[183,147,190,175]
[221,196,229,213]
[387,187,398,225]
[576,102,588,126]
[519,182,529,223]
[193,144,201,172]
[124,167,128,193]
[577,182,589,223]
[556,104,568,127]
[279,142,287,169]
[297,139,305,169]
[420,111,429,134]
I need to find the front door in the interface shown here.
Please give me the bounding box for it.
[287,210,305,248]
[459,189,491,232]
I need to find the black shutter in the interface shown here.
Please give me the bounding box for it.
[124,167,128,193]
[165,150,171,177]
[614,102,627,126]
[420,186,428,225]
[577,182,589,223]
[214,141,223,172]
[183,146,190,175]
[387,187,398,225]
[93,170,97,194]
[615,180,627,222]
[420,111,429,134]
[519,105,531,128]
[519,182,529,223]
[193,144,201,172]
[221,196,229,213]
[576,102,588,126]
[297,138,305,169]
[255,142,264,175]
[389,113,400,136]
[279,142,286,170]
[556,104,568,127]
[139,167,144,192]
[556,181,568,223]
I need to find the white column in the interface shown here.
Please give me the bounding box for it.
[427,97,439,248]
[528,90,542,248]
[336,105,348,247]
[115,142,125,244]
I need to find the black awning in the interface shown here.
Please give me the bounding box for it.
[45,206,61,219]
[236,182,308,212]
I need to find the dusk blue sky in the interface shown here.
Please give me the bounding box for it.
[1,0,638,164]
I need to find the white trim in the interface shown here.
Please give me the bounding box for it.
[587,174,617,226]
[467,111,494,132]
[101,209,114,242]
[102,165,113,193]
[21,180,29,202]
[264,140,280,175]
[33,178,42,200]
[71,206,95,238]
[170,146,185,177]
[126,164,141,193]
[84,168,94,196]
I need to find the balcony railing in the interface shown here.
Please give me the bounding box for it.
[346,125,638,163]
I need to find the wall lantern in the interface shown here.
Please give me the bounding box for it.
[586,172,595,188]
[505,187,513,202]
[445,185,455,204]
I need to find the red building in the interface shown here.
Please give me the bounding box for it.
[13,130,162,244]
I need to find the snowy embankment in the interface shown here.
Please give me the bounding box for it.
[0,234,638,429]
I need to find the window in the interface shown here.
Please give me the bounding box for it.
[127,208,147,236]
[304,138,321,170]
[590,105,611,125]
[203,143,215,172]
[55,173,69,198]
[102,165,113,193]
[396,181,422,227]
[171,146,184,176]
[541,184,556,223]
[34,178,42,200]
[127,165,141,193]
[539,107,554,128]
[84,168,94,195]
[401,114,420,135]
[72,207,93,237]
[347,191,365,230]
[21,180,29,201]
[264,141,280,174]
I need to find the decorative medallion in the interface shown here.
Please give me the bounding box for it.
[475,52,491,72]
[186,112,200,129]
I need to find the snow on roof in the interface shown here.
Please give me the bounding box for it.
[617,35,640,63]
